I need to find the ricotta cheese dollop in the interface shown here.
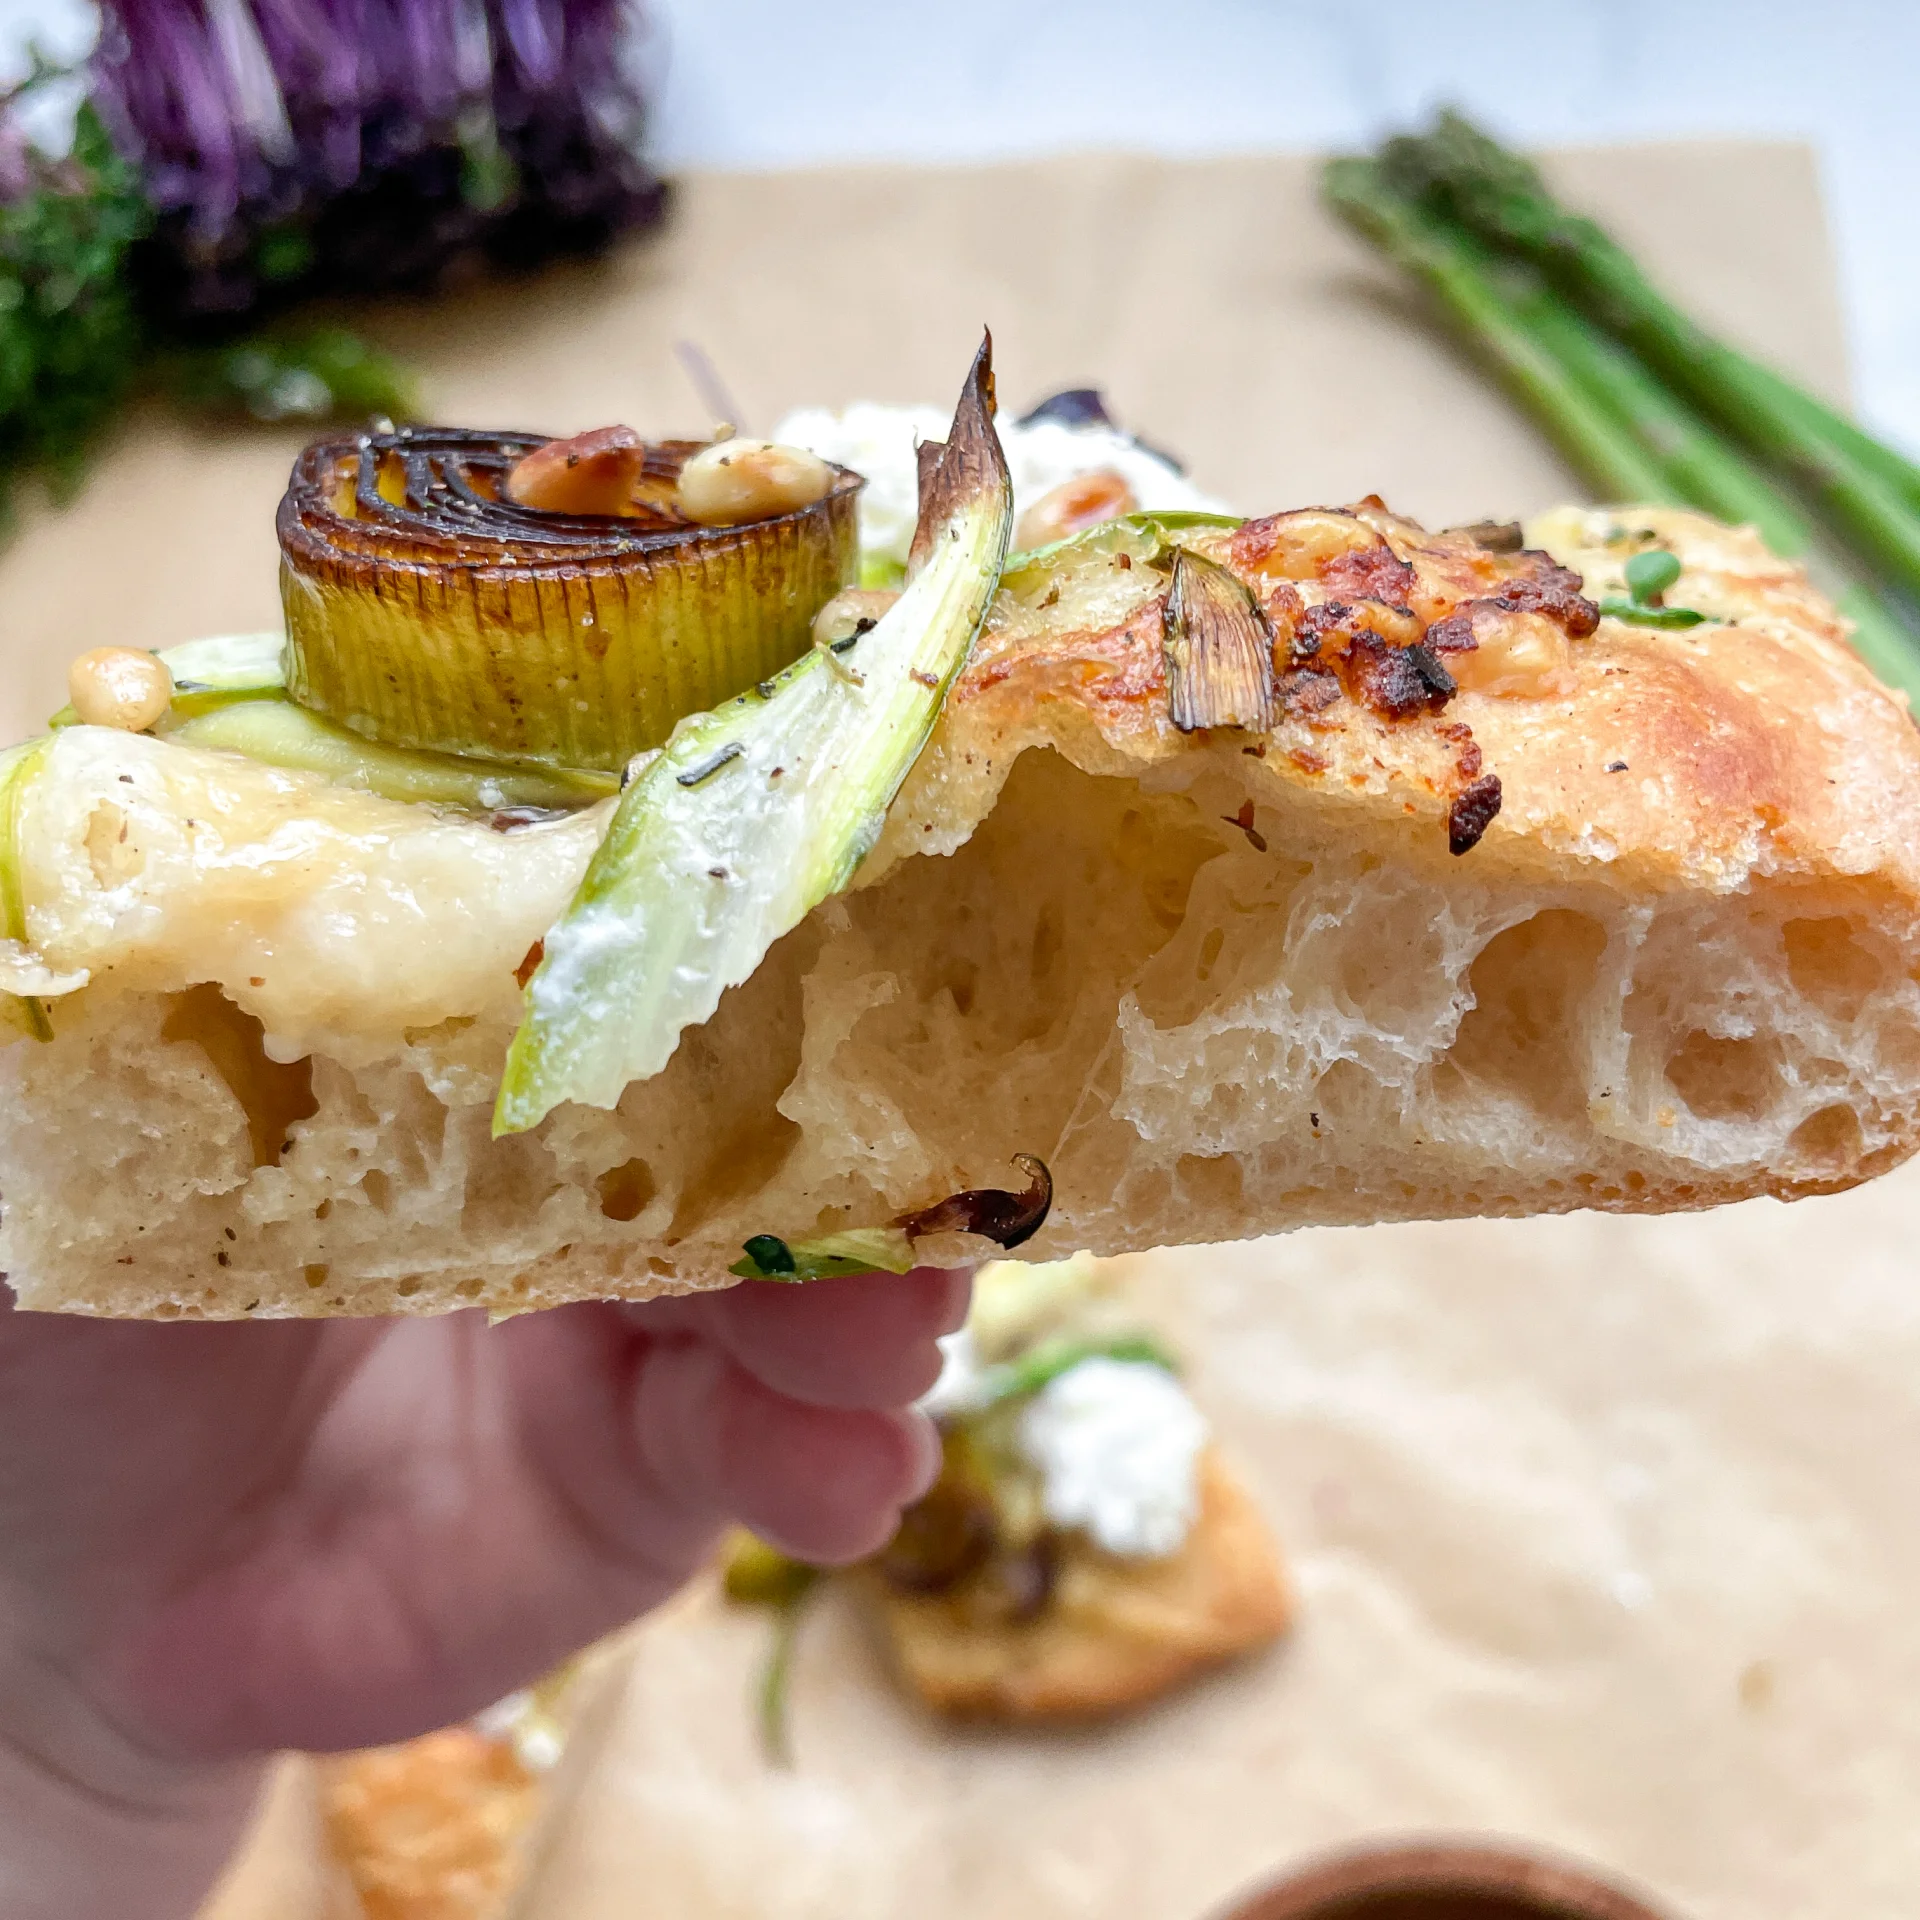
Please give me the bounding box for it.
[772,401,1228,573]
[1015,1356,1207,1560]
[917,1325,990,1422]
[470,1688,566,1771]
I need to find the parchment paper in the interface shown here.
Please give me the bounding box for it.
[0,140,1842,739]
[132,141,1902,1918]
[523,1169,1920,1920]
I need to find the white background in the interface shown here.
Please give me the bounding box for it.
[4,0,1917,449]
[640,0,1920,452]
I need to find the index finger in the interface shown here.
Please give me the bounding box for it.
[692,1265,971,1410]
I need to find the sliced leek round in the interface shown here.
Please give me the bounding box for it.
[278,427,862,773]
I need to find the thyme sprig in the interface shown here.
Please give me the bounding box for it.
[0,91,149,505]
[0,77,416,518]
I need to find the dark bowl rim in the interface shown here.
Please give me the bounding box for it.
[1211,1837,1674,1920]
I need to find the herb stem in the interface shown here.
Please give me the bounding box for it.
[757,1587,813,1769]
[982,1332,1181,1410]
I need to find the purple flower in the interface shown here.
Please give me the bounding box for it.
[92,0,667,325]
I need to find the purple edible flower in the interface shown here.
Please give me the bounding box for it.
[92,0,667,325]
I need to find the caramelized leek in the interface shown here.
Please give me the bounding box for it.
[279,427,862,772]
[495,338,1014,1134]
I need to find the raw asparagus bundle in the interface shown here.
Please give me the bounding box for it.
[1324,118,1920,700]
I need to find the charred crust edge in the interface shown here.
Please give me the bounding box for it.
[1447,773,1503,855]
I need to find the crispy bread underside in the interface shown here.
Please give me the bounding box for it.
[6,506,1920,1318]
[866,1449,1292,1720]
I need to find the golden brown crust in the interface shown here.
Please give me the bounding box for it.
[928,501,1920,898]
[867,1449,1291,1720]
[318,1729,539,1920]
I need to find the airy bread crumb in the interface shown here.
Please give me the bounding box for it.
[6,504,1920,1318]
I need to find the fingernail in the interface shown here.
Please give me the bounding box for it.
[931,1266,975,1336]
[903,1408,945,1502]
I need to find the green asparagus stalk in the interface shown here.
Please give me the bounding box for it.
[1323,158,1671,503]
[1517,294,1809,552]
[1379,112,1920,603]
[1738,356,1920,516]
[1323,156,1920,700]
[1510,288,1920,690]
[1383,109,1920,519]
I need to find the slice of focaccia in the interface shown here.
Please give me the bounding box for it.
[6,490,1920,1316]
[866,1447,1291,1720]
[320,1728,540,1920]
[315,1652,611,1920]
[725,1252,1292,1728]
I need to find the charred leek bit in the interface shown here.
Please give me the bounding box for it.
[1163,549,1277,732]
[731,1156,1055,1281]
[496,337,1014,1135]
[0,740,53,1041]
[895,1153,1054,1250]
[279,426,860,772]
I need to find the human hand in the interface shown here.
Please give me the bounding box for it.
[0,1268,965,1920]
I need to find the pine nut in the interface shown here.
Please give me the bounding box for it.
[68,648,174,731]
